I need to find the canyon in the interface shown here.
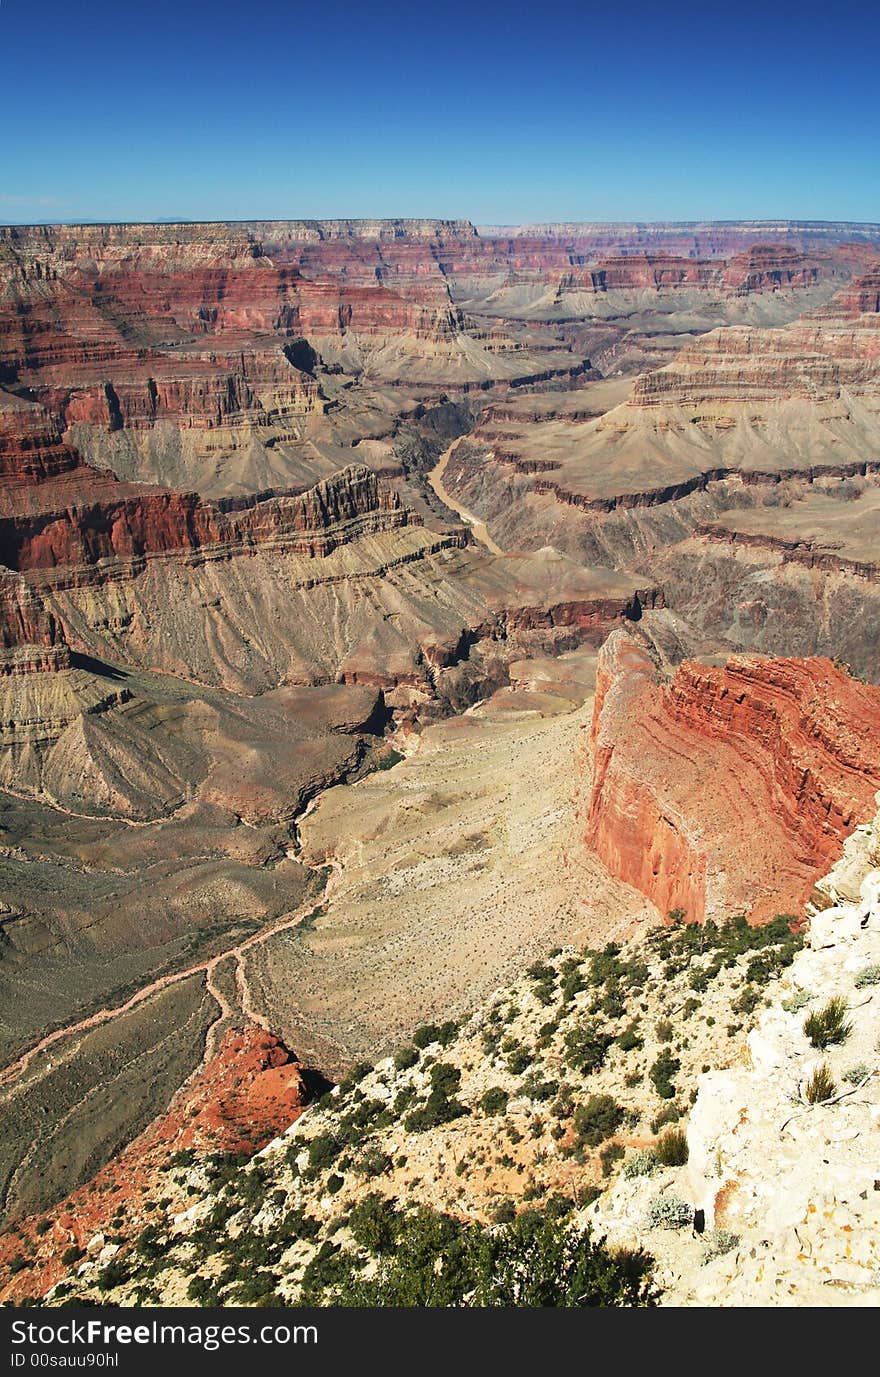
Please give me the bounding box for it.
[1,217,879,1306]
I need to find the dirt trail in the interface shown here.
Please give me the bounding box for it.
[427,437,505,557]
[0,897,324,1092]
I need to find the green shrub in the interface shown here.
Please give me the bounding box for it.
[573,1094,624,1147]
[646,1196,692,1230]
[491,1198,516,1225]
[348,1193,399,1252]
[520,1076,557,1103]
[616,1024,642,1052]
[651,1104,681,1133]
[649,1049,680,1100]
[803,996,851,1049]
[60,1245,84,1267]
[8,1255,28,1275]
[337,1061,373,1095]
[187,1275,221,1305]
[564,1022,614,1076]
[35,1219,53,1237]
[781,991,811,1013]
[842,1063,871,1085]
[703,1229,739,1261]
[654,1128,689,1166]
[733,986,761,1015]
[404,1063,467,1132]
[326,1206,656,1307]
[854,964,880,988]
[623,1149,659,1179]
[96,1260,129,1291]
[307,1133,342,1170]
[479,1086,509,1117]
[600,1142,626,1177]
[655,1019,673,1042]
[412,1021,457,1049]
[804,1062,836,1104]
[356,1146,394,1177]
[506,1048,531,1076]
[394,1045,419,1071]
[326,1173,345,1194]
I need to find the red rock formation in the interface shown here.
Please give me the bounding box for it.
[0,1025,311,1304]
[585,630,880,924]
[0,462,411,581]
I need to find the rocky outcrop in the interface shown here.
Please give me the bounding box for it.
[0,1024,313,1304]
[585,629,880,923]
[0,463,411,581]
[631,260,880,412]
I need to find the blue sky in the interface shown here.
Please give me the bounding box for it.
[2,0,878,224]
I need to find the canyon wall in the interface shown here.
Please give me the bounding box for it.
[584,627,880,924]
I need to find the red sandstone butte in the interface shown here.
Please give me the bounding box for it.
[585,630,880,924]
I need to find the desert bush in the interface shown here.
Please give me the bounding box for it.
[781,990,811,1013]
[646,1195,692,1230]
[412,1021,458,1050]
[348,1193,399,1252]
[654,1128,688,1166]
[307,1133,342,1171]
[703,1228,739,1261]
[803,996,851,1049]
[506,1048,531,1075]
[491,1198,516,1225]
[649,1049,680,1100]
[804,1062,836,1104]
[393,1045,419,1071]
[600,1142,625,1177]
[855,964,880,988]
[520,1075,557,1103]
[404,1063,467,1132]
[733,985,761,1015]
[572,1094,624,1147]
[326,1206,656,1307]
[842,1063,872,1085]
[623,1149,659,1179]
[616,1023,642,1052]
[650,1104,681,1132]
[479,1086,509,1117]
[564,1022,614,1076]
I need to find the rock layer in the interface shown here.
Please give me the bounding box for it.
[585,628,880,922]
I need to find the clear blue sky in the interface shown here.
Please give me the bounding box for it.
[2,0,878,225]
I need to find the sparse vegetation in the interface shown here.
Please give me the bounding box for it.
[572,1094,624,1148]
[623,1149,659,1179]
[646,1196,692,1230]
[842,1063,872,1085]
[654,1127,689,1166]
[804,1062,836,1104]
[803,996,851,1049]
[649,1049,680,1100]
[703,1228,740,1261]
[479,1086,509,1117]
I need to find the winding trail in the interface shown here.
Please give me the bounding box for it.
[0,896,324,1093]
[427,437,506,557]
